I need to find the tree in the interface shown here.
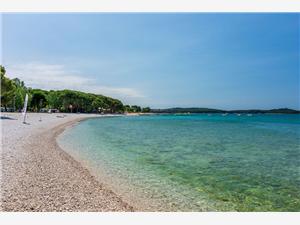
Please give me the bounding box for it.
[92,98,104,113]
[142,107,151,113]
[110,99,124,113]
[30,89,48,112]
[58,90,77,112]
[124,105,133,113]
[1,65,16,109]
[14,87,25,111]
[131,105,141,113]
[47,90,60,109]
[12,78,27,111]
[12,78,25,88]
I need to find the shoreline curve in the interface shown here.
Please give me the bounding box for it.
[1,114,134,212]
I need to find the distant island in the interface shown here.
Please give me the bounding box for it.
[151,107,300,114]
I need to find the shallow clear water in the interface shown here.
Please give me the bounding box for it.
[57,114,300,211]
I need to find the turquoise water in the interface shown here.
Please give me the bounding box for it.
[57,114,300,211]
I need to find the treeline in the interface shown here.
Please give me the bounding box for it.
[1,65,150,114]
[124,105,150,113]
[151,107,300,114]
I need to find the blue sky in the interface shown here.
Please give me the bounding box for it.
[2,13,299,109]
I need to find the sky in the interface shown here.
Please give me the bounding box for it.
[2,13,299,109]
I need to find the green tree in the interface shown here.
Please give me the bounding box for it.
[58,90,81,112]
[1,65,16,110]
[142,107,151,113]
[110,99,124,113]
[131,105,141,113]
[92,98,104,113]
[30,89,48,112]
[12,78,27,111]
[47,90,61,109]
[124,105,133,113]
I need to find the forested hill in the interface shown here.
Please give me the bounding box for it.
[0,65,149,113]
[151,107,300,114]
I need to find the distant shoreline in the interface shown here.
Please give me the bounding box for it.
[149,108,300,114]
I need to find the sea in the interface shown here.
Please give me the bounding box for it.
[57,114,300,211]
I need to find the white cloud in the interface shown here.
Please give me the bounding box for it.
[5,62,144,100]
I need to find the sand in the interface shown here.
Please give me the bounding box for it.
[0,112,134,211]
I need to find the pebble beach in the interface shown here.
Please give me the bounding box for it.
[0,112,133,211]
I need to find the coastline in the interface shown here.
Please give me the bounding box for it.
[1,113,134,211]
